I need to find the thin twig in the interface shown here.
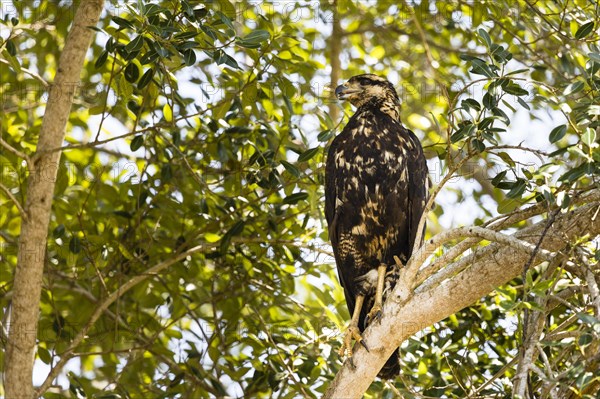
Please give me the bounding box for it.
[0,58,48,87]
[0,182,27,220]
[0,137,31,165]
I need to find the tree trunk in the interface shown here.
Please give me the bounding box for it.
[4,1,104,397]
[324,190,600,398]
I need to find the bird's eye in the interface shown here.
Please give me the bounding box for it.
[358,77,372,86]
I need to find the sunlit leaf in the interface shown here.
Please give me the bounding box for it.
[163,103,173,122]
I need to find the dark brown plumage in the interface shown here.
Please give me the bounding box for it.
[325,74,428,378]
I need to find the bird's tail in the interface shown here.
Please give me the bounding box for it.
[377,348,400,379]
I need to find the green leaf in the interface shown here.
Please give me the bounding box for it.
[280,160,300,177]
[182,48,196,66]
[2,48,21,74]
[564,81,584,95]
[506,179,526,198]
[138,68,154,89]
[69,236,82,254]
[38,346,52,364]
[153,42,171,58]
[575,21,594,39]
[505,68,530,76]
[579,333,593,346]
[140,49,160,64]
[549,124,567,143]
[130,135,144,151]
[577,312,599,325]
[450,123,476,143]
[217,11,235,32]
[317,130,333,142]
[204,233,221,243]
[144,3,163,16]
[175,31,199,40]
[53,224,65,239]
[559,163,589,182]
[469,59,496,78]
[112,16,134,30]
[297,147,320,162]
[125,35,144,54]
[478,28,492,48]
[212,99,231,121]
[517,97,530,110]
[581,127,596,147]
[95,50,108,69]
[163,103,173,122]
[497,197,521,214]
[6,38,16,56]
[497,152,515,167]
[471,139,486,152]
[237,30,270,48]
[212,50,234,68]
[491,170,507,187]
[283,192,309,205]
[589,52,600,63]
[482,93,497,109]
[491,107,510,125]
[116,242,133,260]
[503,82,528,96]
[225,126,252,135]
[462,98,481,111]
[161,164,173,182]
[124,62,140,83]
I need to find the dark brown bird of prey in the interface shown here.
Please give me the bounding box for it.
[325,74,429,378]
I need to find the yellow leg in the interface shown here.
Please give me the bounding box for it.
[339,295,369,357]
[366,264,387,324]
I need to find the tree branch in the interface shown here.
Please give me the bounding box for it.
[34,243,212,397]
[0,182,27,220]
[0,137,31,166]
[3,1,105,397]
[323,191,600,398]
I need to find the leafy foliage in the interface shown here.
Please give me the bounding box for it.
[0,0,599,397]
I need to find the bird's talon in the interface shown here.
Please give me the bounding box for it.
[359,339,369,352]
[366,303,383,324]
[339,324,365,359]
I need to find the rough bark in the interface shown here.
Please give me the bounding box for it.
[324,191,600,398]
[4,1,104,397]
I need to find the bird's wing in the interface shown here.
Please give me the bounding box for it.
[324,143,338,249]
[406,129,429,252]
[324,133,362,319]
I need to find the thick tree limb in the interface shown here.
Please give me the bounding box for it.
[3,1,105,397]
[324,192,600,398]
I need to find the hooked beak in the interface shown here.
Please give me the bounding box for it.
[335,84,360,100]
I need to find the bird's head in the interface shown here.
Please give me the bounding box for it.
[335,74,400,110]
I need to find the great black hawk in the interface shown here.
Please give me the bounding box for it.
[325,74,429,378]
